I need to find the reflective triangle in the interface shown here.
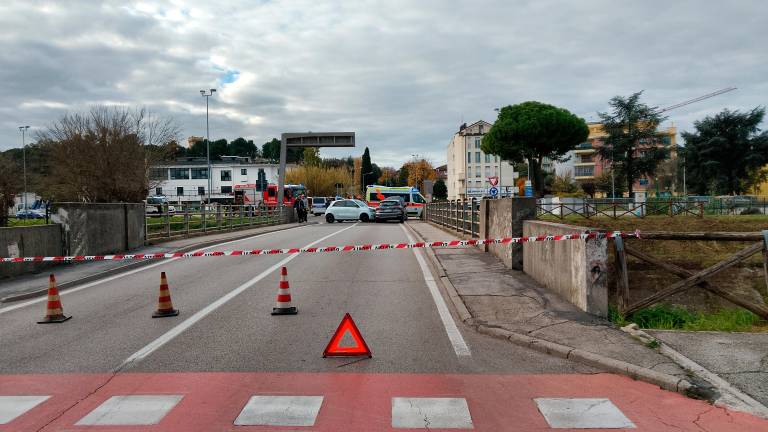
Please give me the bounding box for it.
[323,313,372,358]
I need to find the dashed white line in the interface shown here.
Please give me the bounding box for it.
[119,223,359,368]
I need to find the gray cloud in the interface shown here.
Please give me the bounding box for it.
[1,0,766,167]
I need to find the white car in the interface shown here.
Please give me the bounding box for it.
[325,199,375,223]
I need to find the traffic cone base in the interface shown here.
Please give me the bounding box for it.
[37,315,72,324]
[153,272,179,318]
[38,274,71,324]
[271,267,297,315]
[271,306,298,315]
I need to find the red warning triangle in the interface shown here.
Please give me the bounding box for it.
[323,313,372,358]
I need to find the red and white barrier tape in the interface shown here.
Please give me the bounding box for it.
[0,231,640,264]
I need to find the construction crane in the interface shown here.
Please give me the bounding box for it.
[657,87,737,113]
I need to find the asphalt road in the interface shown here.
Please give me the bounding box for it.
[0,220,591,375]
[1,220,765,430]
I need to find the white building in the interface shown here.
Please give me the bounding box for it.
[446,120,516,200]
[149,156,281,204]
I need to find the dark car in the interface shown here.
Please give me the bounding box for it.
[374,199,406,223]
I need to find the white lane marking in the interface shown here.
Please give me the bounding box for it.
[0,396,50,424]
[391,397,474,429]
[400,224,471,357]
[120,223,359,368]
[75,395,183,426]
[534,398,636,429]
[0,225,311,315]
[235,396,324,426]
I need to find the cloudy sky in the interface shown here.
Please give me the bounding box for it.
[1,0,766,167]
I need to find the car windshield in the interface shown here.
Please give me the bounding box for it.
[312,198,325,204]
[380,200,399,207]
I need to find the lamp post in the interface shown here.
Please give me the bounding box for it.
[200,89,216,204]
[18,126,30,214]
[362,171,373,198]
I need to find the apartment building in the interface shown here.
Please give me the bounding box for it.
[446,120,516,200]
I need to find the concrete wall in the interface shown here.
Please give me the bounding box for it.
[51,203,145,256]
[523,220,608,316]
[480,197,536,269]
[0,224,63,278]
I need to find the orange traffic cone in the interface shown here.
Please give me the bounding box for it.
[271,266,297,315]
[152,272,179,318]
[37,274,71,324]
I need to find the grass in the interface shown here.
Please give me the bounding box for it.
[609,304,768,332]
[5,218,47,227]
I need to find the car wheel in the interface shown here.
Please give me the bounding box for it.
[325,214,335,223]
[360,213,370,223]
[399,215,405,223]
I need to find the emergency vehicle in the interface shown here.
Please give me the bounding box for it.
[365,185,427,217]
[263,184,307,206]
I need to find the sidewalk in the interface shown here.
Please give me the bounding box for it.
[0,222,311,302]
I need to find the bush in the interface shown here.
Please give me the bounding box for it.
[740,208,762,215]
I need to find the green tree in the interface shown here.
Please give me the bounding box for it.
[229,137,259,158]
[595,170,625,197]
[188,138,228,160]
[482,101,588,197]
[262,138,280,162]
[597,91,668,198]
[0,153,20,226]
[396,165,409,186]
[433,179,448,199]
[303,147,322,166]
[360,147,373,192]
[681,107,768,195]
[370,163,382,185]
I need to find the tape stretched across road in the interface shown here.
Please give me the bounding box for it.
[0,231,640,264]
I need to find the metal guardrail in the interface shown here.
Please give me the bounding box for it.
[145,204,287,241]
[537,197,768,219]
[424,199,480,237]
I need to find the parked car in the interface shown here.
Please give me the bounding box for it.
[324,199,375,223]
[374,199,406,223]
[146,196,176,216]
[15,209,45,219]
[310,197,328,216]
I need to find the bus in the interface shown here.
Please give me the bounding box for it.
[263,184,307,207]
[365,185,427,217]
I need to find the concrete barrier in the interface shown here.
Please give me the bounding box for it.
[480,198,536,270]
[51,202,145,256]
[523,220,608,316]
[0,225,63,279]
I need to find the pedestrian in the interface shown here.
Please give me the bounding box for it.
[293,194,307,223]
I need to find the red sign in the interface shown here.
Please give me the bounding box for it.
[488,176,499,186]
[322,313,372,358]
[234,184,257,189]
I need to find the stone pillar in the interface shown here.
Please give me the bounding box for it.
[510,197,536,270]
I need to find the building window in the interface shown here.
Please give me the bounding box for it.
[176,186,184,196]
[467,166,471,178]
[191,168,208,179]
[220,170,232,181]
[241,168,247,175]
[155,187,162,195]
[475,168,480,178]
[198,186,205,195]
[474,138,481,148]
[221,186,233,194]
[493,166,498,176]
[485,166,491,177]
[475,152,480,163]
[467,152,471,163]
[478,125,484,134]
[170,168,189,180]
[485,154,491,163]
[150,168,167,180]
[574,166,594,177]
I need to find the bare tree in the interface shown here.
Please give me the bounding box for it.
[37,106,179,203]
[0,154,21,226]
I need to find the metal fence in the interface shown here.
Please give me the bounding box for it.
[537,197,768,219]
[145,204,287,241]
[424,199,480,237]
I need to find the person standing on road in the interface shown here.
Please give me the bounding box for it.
[293,194,307,223]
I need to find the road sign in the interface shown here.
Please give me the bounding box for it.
[323,313,372,358]
[488,187,499,197]
[524,180,533,197]
[488,176,499,187]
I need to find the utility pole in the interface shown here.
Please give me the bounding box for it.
[18,126,30,213]
[200,89,216,204]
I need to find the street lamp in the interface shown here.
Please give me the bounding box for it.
[18,126,30,214]
[362,171,373,196]
[200,88,216,204]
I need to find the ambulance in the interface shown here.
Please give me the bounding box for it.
[365,185,427,218]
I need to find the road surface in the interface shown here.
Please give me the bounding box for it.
[0,221,764,430]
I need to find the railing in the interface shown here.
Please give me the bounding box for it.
[145,203,287,241]
[424,199,480,237]
[537,200,706,219]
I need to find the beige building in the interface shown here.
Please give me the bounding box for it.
[446,120,516,200]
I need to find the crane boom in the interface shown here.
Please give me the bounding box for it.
[657,87,737,113]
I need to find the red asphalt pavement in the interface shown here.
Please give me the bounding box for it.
[2,372,765,431]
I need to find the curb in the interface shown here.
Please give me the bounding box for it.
[408,221,708,400]
[0,222,313,303]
